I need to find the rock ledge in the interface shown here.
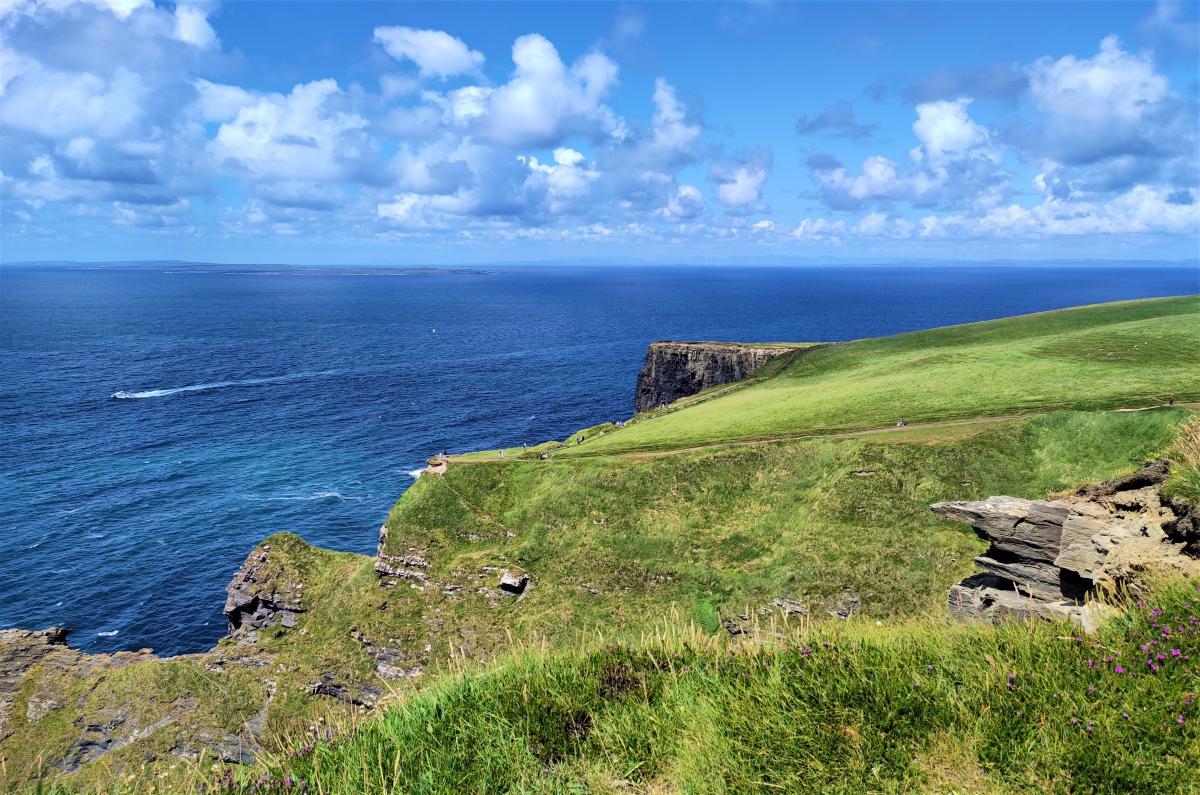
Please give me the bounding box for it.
[933,460,1200,630]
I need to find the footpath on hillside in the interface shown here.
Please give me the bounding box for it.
[438,402,1198,468]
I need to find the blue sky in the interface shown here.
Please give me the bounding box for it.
[1,1,1197,264]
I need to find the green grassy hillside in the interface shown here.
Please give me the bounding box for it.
[549,295,1199,456]
[248,580,1200,794]
[7,298,1199,793]
[380,411,1186,641]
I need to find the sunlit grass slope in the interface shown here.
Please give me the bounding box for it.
[560,295,1199,455]
[249,581,1200,795]
[380,410,1187,637]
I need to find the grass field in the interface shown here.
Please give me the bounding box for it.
[542,296,1200,456]
[247,580,1200,794]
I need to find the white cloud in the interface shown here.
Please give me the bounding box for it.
[790,217,844,242]
[173,4,217,49]
[814,100,1002,209]
[660,183,704,219]
[710,150,771,207]
[377,193,436,226]
[911,99,990,162]
[193,79,254,122]
[519,146,600,212]
[373,26,484,78]
[1025,36,1175,164]
[1029,36,1166,126]
[915,184,1199,239]
[2,64,146,139]
[210,79,370,186]
[484,34,620,146]
[645,78,701,163]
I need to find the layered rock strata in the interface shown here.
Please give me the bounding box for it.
[633,342,799,413]
[933,460,1199,629]
[223,541,307,636]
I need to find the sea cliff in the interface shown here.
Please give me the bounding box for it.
[633,341,800,412]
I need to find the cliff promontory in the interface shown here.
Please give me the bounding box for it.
[633,341,800,413]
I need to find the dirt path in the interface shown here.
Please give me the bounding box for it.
[445,402,1196,467]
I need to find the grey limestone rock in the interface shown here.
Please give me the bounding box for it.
[633,341,801,413]
[933,459,1198,630]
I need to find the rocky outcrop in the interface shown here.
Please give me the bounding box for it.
[633,342,799,413]
[374,523,431,582]
[223,540,307,637]
[934,460,1200,629]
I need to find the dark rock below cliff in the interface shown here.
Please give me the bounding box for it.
[223,541,307,637]
[633,341,798,413]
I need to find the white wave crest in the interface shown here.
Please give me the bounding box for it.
[110,370,335,400]
[405,469,425,479]
[244,490,360,502]
[96,630,119,637]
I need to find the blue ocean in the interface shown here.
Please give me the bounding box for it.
[1,263,1197,656]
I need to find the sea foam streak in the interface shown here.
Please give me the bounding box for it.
[243,490,360,502]
[111,371,333,400]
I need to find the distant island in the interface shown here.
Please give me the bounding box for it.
[0,261,495,277]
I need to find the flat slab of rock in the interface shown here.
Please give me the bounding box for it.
[932,497,1067,563]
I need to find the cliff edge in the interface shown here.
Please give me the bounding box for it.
[633,341,799,413]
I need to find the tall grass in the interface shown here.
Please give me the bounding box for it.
[221,581,1200,794]
[1165,416,1200,505]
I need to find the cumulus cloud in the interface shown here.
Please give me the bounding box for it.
[193,79,254,123]
[911,98,991,161]
[484,34,621,146]
[710,149,771,207]
[519,147,600,213]
[2,64,146,139]
[373,26,484,78]
[811,99,1002,210]
[3,3,1196,254]
[1025,36,1180,165]
[790,217,844,242]
[917,184,1200,239]
[659,183,704,219]
[173,4,218,49]
[206,79,382,210]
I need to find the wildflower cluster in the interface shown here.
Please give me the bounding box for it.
[1064,590,1200,734]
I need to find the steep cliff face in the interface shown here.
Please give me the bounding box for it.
[932,459,1200,630]
[633,342,798,413]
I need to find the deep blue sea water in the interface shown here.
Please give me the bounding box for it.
[1,263,1197,656]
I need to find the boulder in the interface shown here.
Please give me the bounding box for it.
[499,571,529,595]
